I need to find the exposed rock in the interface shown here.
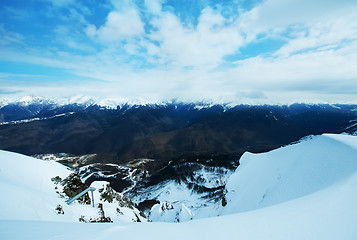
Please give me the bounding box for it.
[55,204,64,215]
[62,173,90,204]
[98,184,135,209]
[91,181,147,223]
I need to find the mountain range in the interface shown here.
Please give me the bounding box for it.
[1,100,356,160]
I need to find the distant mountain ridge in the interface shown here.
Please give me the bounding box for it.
[1,96,356,122]
[1,100,356,161]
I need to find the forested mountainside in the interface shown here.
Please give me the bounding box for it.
[1,102,356,165]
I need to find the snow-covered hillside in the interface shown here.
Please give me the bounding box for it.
[1,133,357,239]
[130,164,233,222]
[0,150,71,221]
[222,133,357,215]
[0,150,146,223]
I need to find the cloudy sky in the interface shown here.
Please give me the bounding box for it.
[0,0,357,104]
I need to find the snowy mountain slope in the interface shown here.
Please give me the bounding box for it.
[0,112,75,126]
[0,150,72,221]
[89,181,146,223]
[1,133,357,240]
[137,181,210,222]
[222,133,357,214]
[0,150,146,223]
[33,155,231,222]
[129,164,233,222]
[131,133,357,222]
[1,165,357,240]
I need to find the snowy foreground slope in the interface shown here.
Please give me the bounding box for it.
[222,134,357,214]
[1,134,357,239]
[0,150,72,221]
[0,150,146,223]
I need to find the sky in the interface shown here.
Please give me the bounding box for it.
[0,0,357,105]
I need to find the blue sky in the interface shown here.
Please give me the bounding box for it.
[0,0,357,104]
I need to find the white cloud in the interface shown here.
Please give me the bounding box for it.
[3,6,31,20]
[85,24,96,38]
[274,10,357,57]
[147,7,243,68]
[87,9,144,43]
[238,0,349,34]
[230,40,357,92]
[236,91,267,99]
[85,2,244,68]
[144,0,163,14]
[0,25,24,46]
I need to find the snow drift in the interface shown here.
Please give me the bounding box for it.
[222,134,357,214]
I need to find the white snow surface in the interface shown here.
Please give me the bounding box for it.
[131,164,233,222]
[0,150,72,221]
[89,181,147,223]
[1,133,357,239]
[0,151,145,223]
[222,133,357,214]
[0,112,75,126]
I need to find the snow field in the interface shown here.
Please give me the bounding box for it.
[223,134,357,214]
[0,151,145,223]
